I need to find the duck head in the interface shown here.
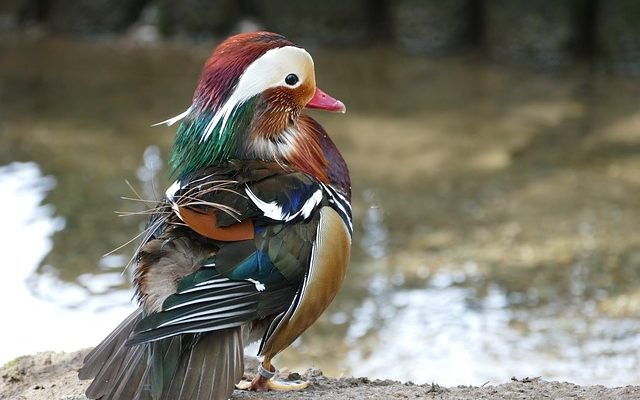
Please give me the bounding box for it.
[165,32,346,185]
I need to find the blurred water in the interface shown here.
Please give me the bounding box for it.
[1,35,640,386]
[0,162,133,361]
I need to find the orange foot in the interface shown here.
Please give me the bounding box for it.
[236,369,309,392]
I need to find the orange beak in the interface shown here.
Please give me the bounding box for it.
[306,87,346,113]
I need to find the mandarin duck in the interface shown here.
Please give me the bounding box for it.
[78,32,352,400]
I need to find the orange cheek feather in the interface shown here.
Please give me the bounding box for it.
[296,80,316,106]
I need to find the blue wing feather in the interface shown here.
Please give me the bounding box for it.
[225,249,284,284]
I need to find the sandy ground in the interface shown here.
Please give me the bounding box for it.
[1,350,640,400]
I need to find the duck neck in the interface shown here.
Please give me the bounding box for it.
[169,105,348,199]
[169,98,257,178]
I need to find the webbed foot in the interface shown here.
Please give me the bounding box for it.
[236,364,309,392]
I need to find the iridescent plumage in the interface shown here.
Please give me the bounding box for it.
[79,32,351,400]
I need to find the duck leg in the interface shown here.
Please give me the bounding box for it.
[236,358,309,392]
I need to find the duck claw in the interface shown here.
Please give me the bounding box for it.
[235,375,310,392]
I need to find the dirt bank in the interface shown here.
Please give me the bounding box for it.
[1,350,639,400]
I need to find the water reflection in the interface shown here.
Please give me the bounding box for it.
[0,162,133,362]
[360,190,388,259]
[136,145,163,202]
[345,269,640,386]
[1,35,640,387]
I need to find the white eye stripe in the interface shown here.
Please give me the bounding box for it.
[201,46,315,142]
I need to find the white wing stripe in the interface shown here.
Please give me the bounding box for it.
[194,278,228,286]
[158,302,255,328]
[178,281,239,294]
[146,322,245,342]
[245,186,323,222]
[164,292,248,311]
[165,179,182,199]
[300,189,324,219]
[321,183,352,233]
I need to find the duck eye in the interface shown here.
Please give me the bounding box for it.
[285,73,299,86]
